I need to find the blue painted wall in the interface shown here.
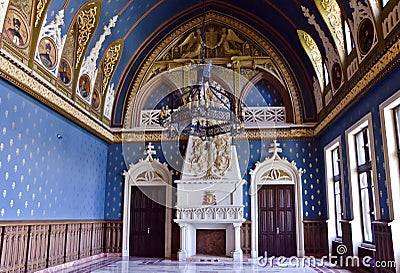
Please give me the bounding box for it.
[105,138,324,220]
[319,65,400,221]
[245,78,284,107]
[0,79,108,220]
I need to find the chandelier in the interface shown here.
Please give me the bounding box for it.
[158,63,245,140]
[158,0,244,140]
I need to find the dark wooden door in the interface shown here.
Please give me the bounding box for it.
[258,185,296,257]
[129,186,166,257]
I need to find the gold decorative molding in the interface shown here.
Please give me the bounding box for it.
[315,38,400,135]
[75,6,97,69]
[319,0,344,52]
[102,43,121,92]
[34,0,47,27]
[115,127,315,143]
[0,52,114,143]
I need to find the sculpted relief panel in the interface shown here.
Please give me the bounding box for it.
[145,21,269,83]
[179,26,244,59]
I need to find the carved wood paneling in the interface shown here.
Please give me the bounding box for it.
[303,220,328,257]
[47,224,67,267]
[65,223,80,262]
[104,221,122,253]
[26,225,49,272]
[91,222,105,255]
[0,225,29,272]
[79,223,92,258]
[373,221,396,273]
[0,221,121,272]
[240,221,251,255]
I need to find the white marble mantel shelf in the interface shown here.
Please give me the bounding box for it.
[175,205,245,223]
[174,179,244,184]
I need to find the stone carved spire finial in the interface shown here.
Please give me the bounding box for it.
[268,140,282,159]
[144,142,156,161]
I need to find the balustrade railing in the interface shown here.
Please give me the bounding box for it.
[140,106,286,129]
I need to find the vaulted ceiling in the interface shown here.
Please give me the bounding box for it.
[1,0,399,142]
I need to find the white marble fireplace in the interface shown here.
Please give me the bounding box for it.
[174,135,245,261]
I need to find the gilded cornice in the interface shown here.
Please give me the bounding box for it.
[124,12,303,128]
[114,128,314,143]
[315,37,400,135]
[0,52,114,143]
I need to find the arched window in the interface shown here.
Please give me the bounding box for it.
[344,20,354,55]
[298,30,324,90]
[323,63,330,87]
[382,0,390,7]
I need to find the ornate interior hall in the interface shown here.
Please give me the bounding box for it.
[0,0,400,272]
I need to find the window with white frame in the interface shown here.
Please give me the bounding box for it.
[331,147,343,237]
[324,63,330,87]
[380,90,400,271]
[382,0,390,7]
[346,113,378,254]
[355,128,375,243]
[325,137,344,250]
[395,106,400,164]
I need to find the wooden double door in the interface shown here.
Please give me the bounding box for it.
[258,185,296,257]
[129,186,166,257]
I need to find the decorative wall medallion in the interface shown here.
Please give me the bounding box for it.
[357,18,374,55]
[203,191,217,205]
[77,74,90,99]
[331,62,342,90]
[91,88,100,110]
[58,58,72,85]
[38,37,57,70]
[3,9,29,48]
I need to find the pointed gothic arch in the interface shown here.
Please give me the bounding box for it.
[121,143,173,257]
[250,141,305,258]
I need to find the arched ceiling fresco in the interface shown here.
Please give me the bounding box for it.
[0,0,399,142]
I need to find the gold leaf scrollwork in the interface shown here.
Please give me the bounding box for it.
[102,44,121,92]
[35,0,47,27]
[75,7,97,68]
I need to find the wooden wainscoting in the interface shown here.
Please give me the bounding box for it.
[65,223,81,262]
[104,221,123,253]
[0,225,29,272]
[0,220,122,273]
[47,223,67,267]
[240,221,251,255]
[373,221,396,273]
[303,220,329,257]
[26,224,49,272]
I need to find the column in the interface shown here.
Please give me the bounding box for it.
[177,223,188,261]
[231,223,243,261]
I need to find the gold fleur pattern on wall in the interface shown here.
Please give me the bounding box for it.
[0,85,107,219]
[106,139,324,220]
